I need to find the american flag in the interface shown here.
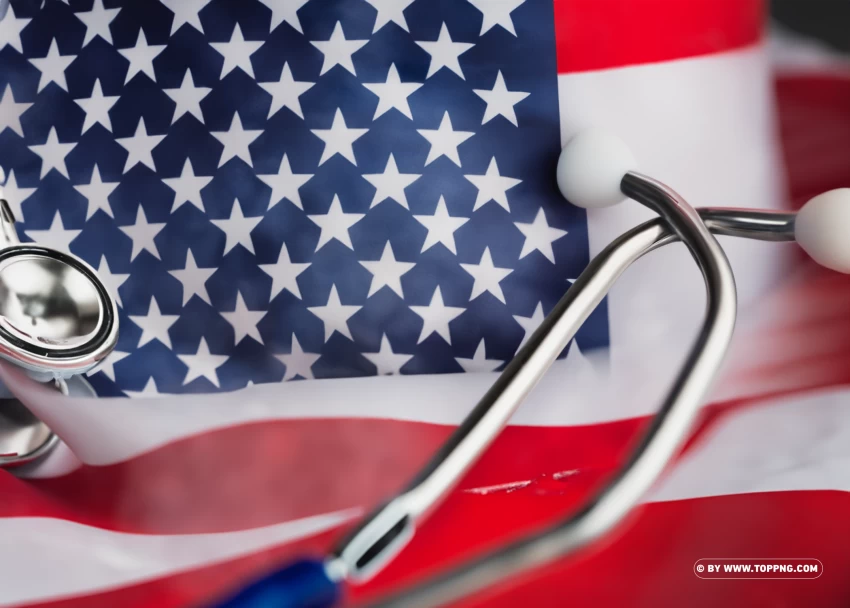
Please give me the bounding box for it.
[1,0,849,607]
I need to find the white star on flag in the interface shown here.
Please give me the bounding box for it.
[124,377,163,398]
[30,39,75,92]
[410,286,465,344]
[465,157,521,212]
[362,153,421,209]
[129,297,179,349]
[1,170,35,222]
[77,0,121,46]
[257,0,310,34]
[164,158,212,213]
[119,30,166,84]
[308,195,365,251]
[0,5,30,54]
[259,154,313,210]
[76,79,119,133]
[513,301,545,350]
[0,84,31,137]
[116,118,164,173]
[160,0,211,35]
[455,339,503,373]
[120,206,166,261]
[514,208,568,263]
[164,69,211,124]
[415,23,474,80]
[307,285,361,341]
[359,242,415,298]
[211,24,262,79]
[87,350,131,382]
[460,247,514,303]
[30,127,75,179]
[24,212,80,255]
[276,335,320,380]
[211,113,262,167]
[363,334,413,375]
[222,293,265,345]
[417,111,474,166]
[211,199,263,255]
[96,255,130,308]
[169,249,215,305]
[473,70,529,126]
[364,0,416,33]
[74,165,118,219]
[259,243,310,301]
[363,63,422,120]
[413,196,469,254]
[178,337,228,387]
[260,62,314,120]
[311,108,368,166]
[467,0,527,36]
[310,21,368,76]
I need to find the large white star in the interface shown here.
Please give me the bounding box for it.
[119,30,166,84]
[513,301,545,350]
[464,157,521,212]
[275,335,320,380]
[74,164,118,220]
[120,206,166,261]
[129,297,179,349]
[24,212,80,254]
[96,255,129,308]
[413,196,469,255]
[307,195,365,251]
[415,23,474,80]
[467,0,526,36]
[363,334,413,375]
[0,5,30,54]
[222,292,265,345]
[363,63,422,121]
[360,242,414,298]
[211,24,262,79]
[307,285,361,341]
[116,118,165,173]
[515,208,568,264]
[260,62,314,120]
[455,339,503,373]
[362,153,421,209]
[76,78,119,133]
[311,108,368,166]
[310,21,368,76]
[30,39,75,92]
[364,0,416,33]
[169,249,215,305]
[257,0,310,34]
[417,112,474,166]
[473,70,529,126]
[259,153,313,210]
[211,113,262,168]
[410,286,465,345]
[77,0,121,46]
[30,127,75,179]
[1,170,36,222]
[178,337,228,387]
[161,0,211,35]
[163,158,212,213]
[0,84,31,137]
[259,243,310,300]
[86,349,131,382]
[460,247,514,304]
[211,199,263,255]
[164,69,211,124]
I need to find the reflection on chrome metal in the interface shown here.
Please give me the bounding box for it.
[0,0,9,22]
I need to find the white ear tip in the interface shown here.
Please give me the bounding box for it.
[557,129,637,209]
[795,188,850,274]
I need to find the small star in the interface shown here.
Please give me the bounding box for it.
[360,242,414,298]
[211,199,263,255]
[120,206,166,261]
[513,302,545,350]
[77,0,121,46]
[363,63,422,121]
[259,154,313,210]
[211,23,262,79]
[87,350,131,382]
[364,0,416,33]
[178,337,228,388]
[74,164,118,219]
[125,377,162,398]
[260,62,314,120]
[211,113,262,167]
[307,285,361,341]
[164,69,211,124]
[417,112,474,166]
[410,286,465,344]
[362,153,421,209]
[76,79,119,133]
[465,157,521,212]
[0,84,31,137]
[415,23,474,80]
[0,5,31,54]
[307,195,365,251]
[129,297,179,349]
[160,0,211,35]
[163,158,212,213]
[115,118,165,173]
[96,255,129,308]
[24,212,81,254]
[1,170,36,222]
[467,0,526,36]
[413,196,469,255]
[363,334,413,375]
[310,21,368,76]
[455,339,503,373]
[259,243,310,300]
[275,335,320,380]
[257,0,310,34]
[515,208,568,263]
[460,247,513,303]
[473,70,529,126]
[169,249,215,305]
[221,292,265,345]
[119,30,166,84]
[30,39,75,92]
[311,108,368,166]
[30,127,75,178]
